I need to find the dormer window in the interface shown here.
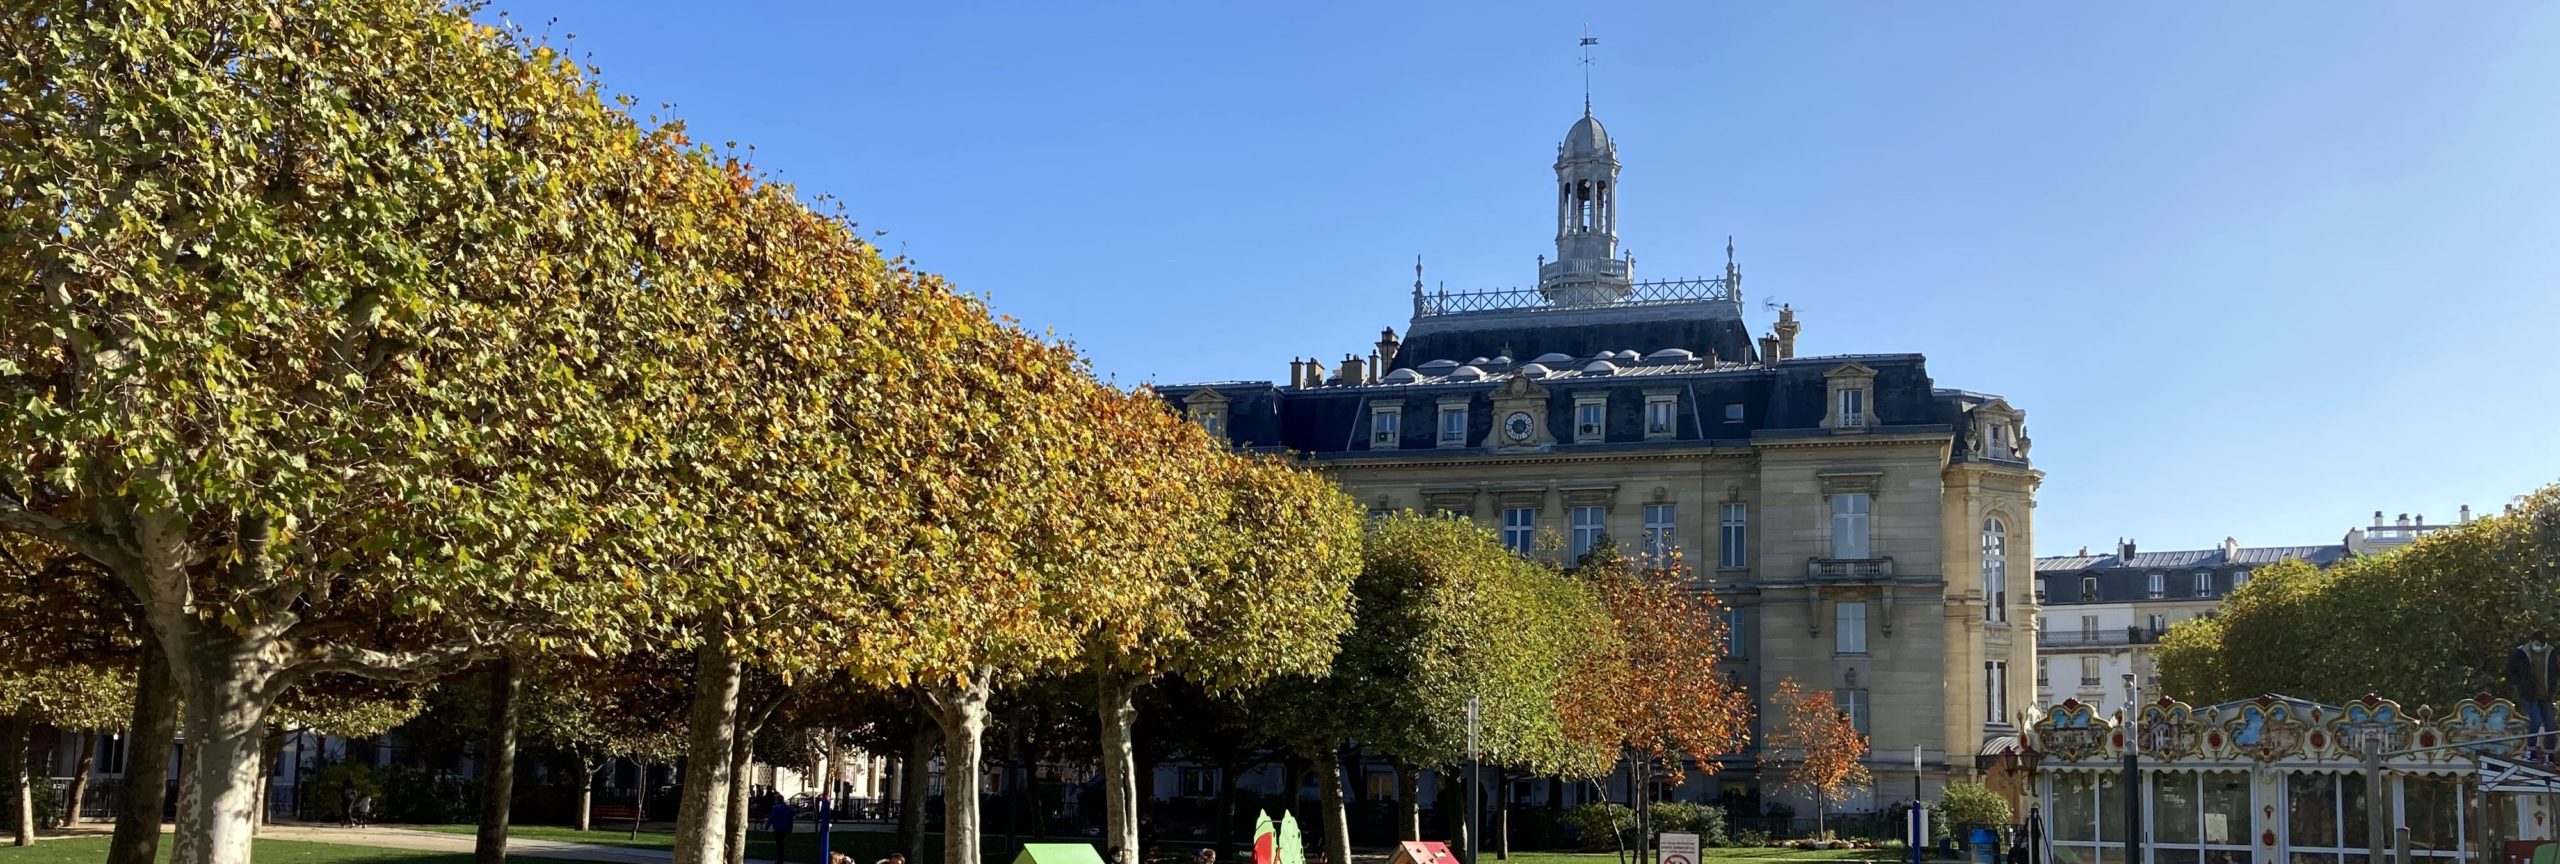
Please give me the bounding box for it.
[1644,394,1677,439]
[1370,406,1402,449]
[2194,571,2212,597]
[1823,361,1878,432]
[1574,396,1607,444]
[1437,405,1467,447]
[1989,422,2010,458]
[2147,571,2166,599]
[1181,388,1233,440]
[2080,576,2099,601]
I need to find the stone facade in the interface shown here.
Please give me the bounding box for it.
[1164,109,2041,814]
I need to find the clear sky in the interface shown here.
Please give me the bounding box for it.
[479,1,2560,556]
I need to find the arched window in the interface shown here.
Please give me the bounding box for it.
[1982,517,2009,622]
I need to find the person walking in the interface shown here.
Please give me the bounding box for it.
[768,797,797,864]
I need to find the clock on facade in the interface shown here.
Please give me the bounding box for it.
[1504,411,1536,442]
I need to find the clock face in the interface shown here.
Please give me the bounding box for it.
[1504,412,1536,442]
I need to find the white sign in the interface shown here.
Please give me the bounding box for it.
[1659,832,1698,864]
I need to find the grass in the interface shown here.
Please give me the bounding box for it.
[0,837,476,864]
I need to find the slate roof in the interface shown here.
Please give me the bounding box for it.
[2033,543,2350,605]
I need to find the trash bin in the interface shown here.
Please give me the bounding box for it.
[1970,829,1999,864]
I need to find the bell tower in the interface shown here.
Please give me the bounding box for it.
[1539,110,1634,306]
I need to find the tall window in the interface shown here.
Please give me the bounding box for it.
[1985,661,2009,725]
[2147,571,2166,599]
[1830,494,1872,559]
[1982,518,2008,622]
[1501,508,1536,556]
[1191,408,1223,436]
[1723,607,1748,659]
[1718,503,1748,569]
[2080,615,2099,640]
[2079,656,2099,686]
[1837,387,1866,428]
[2148,613,2167,633]
[1438,407,1467,446]
[1371,407,1400,447]
[1835,688,1870,734]
[2193,570,2212,597]
[1575,401,1606,442]
[1835,602,1868,654]
[2037,657,2049,687]
[1988,422,2011,458]
[1570,506,1606,561]
[1641,504,1676,561]
[2234,568,2252,588]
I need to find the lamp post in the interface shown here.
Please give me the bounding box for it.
[2122,674,2142,864]
[1910,745,1925,864]
[1467,696,1482,864]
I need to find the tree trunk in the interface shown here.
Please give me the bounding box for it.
[1312,747,1352,864]
[632,761,649,840]
[898,714,937,862]
[922,675,993,864]
[672,641,746,864]
[3,711,31,847]
[1496,773,1511,861]
[726,719,755,864]
[475,656,522,864]
[65,731,96,826]
[1097,669,1140,864]
[254,726,284,832]
[1393,760,1420,841]
[576,754,599,832]
[1633,755,1648,864]
[110,639,178,864]
[167,638,294,864]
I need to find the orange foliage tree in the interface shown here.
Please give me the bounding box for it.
[1560,547,1753,862]
[1758,678,1873,839]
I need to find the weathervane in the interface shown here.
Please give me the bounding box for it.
[1579,27,1599,116]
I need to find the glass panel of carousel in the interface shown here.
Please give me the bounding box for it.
[2287,773,2339,864]
[2201,770,2250,852]
[2098,772,2127,844]
[2052,771,2102,864]
[2400,774,2463,859]
[2154,770,2200,845]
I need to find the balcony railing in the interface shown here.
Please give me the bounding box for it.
[2040,626,2164,648]
[1805,557,1896,581]
[1414,275,1739,318]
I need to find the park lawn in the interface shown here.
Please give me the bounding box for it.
[409,823,681,851]
[0,837,475,864]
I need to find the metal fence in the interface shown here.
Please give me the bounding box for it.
[1414,275,1739,318]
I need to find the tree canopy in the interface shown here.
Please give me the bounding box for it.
[2156,483,2560,707]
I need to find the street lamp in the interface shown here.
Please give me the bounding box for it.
[2122,673,2142,864]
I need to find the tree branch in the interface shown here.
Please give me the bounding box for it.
[0,489,142,576]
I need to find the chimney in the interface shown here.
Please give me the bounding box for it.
[1758,332,1781,363]
[2416,513,2426,526]
[1375,328,1402,371]
[2461,505,2473,524]
[1289,358,1305,389]
[1367,351,1381,383]
[2222,536,2239,558]
[2373,511,2385,528]
[1773,304,1801,359]
[2346,528,2366,555]
[2119,538,2137,563]
[2077,546,2089,556]
[2397,513,2411,527]
[1340,354,1364,387]
[1305,358,1328,387]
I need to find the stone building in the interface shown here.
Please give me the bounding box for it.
[1165,107,2042,812]
[2032,539,2350,718]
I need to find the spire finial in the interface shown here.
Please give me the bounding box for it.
[1579,27,1599,116]
[1727,235,1735,267]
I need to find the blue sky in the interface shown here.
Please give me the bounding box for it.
[480,1,2560,554]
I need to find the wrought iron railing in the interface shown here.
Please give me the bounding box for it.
[1414,275,1739,318]
[2040,627,2165,648]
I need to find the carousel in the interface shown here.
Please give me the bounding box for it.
[2023,692,2560,864]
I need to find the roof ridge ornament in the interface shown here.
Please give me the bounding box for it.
[1579,28,1598,117]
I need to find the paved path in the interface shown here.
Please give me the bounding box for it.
[256,824,675,864]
